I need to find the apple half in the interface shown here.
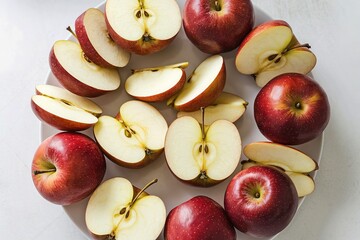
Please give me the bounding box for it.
[49,40,121,97]
[86,177,166,240]
[75,8,131,68]
[177,92,247,125]
[235,20,316,87]
[169,55,226,112]
[93,100,168,168]
[31,84,102,131]
[125,62,188,102]
[105,0,182,55]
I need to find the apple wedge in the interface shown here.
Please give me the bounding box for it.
[105,0,182,55]
[235,20,316,87]
[165,109,241,187]
[93,100,168,168]
[49,40,121,97]
[31,84,102,131]
[125,62,188,102]
[243,142,318,173]
[177,92,247,125]
[169,55,226,112]
[86,178,166,240]
[75,8,131,68]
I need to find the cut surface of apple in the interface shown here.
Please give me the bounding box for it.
[31,84,102,131]
[165,116,241,186]
[86,177,166,240]
[125,62,188,102]
[177,92,247,125]
[50,40,121,97]
[243,142,318,173]
[235,20,316,87]
[94,100,168,168]
[171,55,226,112]
[75,8,131,68]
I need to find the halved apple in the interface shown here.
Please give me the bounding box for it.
[93,100,168,168]
[75,8,131,68]
[125,62,188,102]
[165,109,241,187]
[235,20,316,87]
[169,55,226,112]
[49,40,121,97]
[105,0,182,55]
[86,177,166,240]
[31,84,102,131]
[177,92,247,125]
[243,142,318,173]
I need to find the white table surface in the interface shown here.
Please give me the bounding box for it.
[1,0,359,239]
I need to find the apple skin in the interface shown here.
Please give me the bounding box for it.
[224,166,298,238]
[164,196,236,240]
[183,0,254,54]
[31,132,106,205]
[254,73,330,145]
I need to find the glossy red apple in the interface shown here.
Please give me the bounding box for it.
[224,166,298,238]
[254,73,330,145]
[164,195,236,240]
[183,0,254,54]
[31,132,106,205]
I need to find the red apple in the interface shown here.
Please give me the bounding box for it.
[254,73,330,145]
[31,132,106,205]
[164,196,236,240]
[183,0,254,54]
[224,166,298,238]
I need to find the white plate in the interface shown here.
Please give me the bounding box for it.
[41,1,323,239]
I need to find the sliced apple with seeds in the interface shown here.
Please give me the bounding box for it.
[177,92,247,125]
[94,100,168,168]
[49,40,121,97]
[125,62,188,102]
[75,8,131,68]
[169,55,226,112]
[86,178,166,240]
[31,84,102,131]
[243,141,318,173]
[235,20,316,87]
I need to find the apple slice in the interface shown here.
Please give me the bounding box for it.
[86,178,166,240]
[125,62,188,102]
[177,92,247,125]
[169,55,226,112]
[243,142,318,173]
[165,109,241,187]
[31,84,102,131]
[93,100,168,168]
[49,40,121,97]
[105,0,182,55]
[75,8,131,68]
[235,20,316,87]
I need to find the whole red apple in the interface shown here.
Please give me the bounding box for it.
[164,195,236,240]
[254,73,330,145]
[224,166,298,238]
[183,0,254,54]
[31,132,106,205]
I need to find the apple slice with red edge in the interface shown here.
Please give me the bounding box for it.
[93,100,168,168]
[235,20,316,87]
[31,84,102,131]
[168,55,226,112]
[75,8,131,68]
[49,40,121,97]
[125,62,188,102]
[86,178,166,240]
[165,108,241,187]
[177,92,247,125]
[105,0,182,55]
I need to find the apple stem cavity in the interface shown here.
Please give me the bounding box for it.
[131,62,189,74]
[33,168,56,175]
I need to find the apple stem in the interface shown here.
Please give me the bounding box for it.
[66,26,77,40]
[282,43,311,54]
[131,62,189,73]
[33,169,56,175]
[200,107,206,140]
[295,102,302,109]
[214,0,222,11]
